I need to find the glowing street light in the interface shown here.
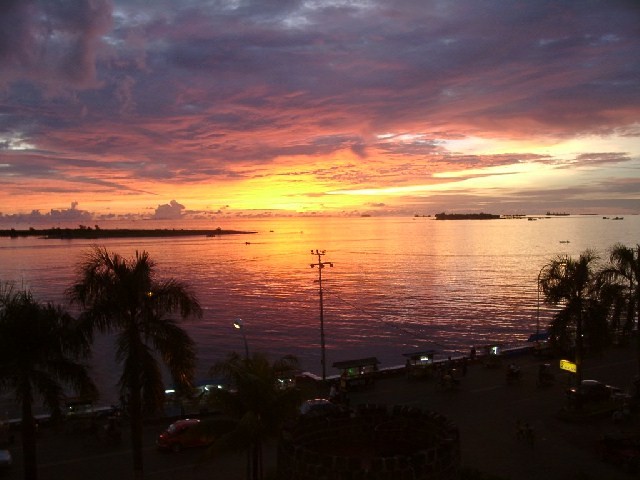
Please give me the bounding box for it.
[233,318,249,359]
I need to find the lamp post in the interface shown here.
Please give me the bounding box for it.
[311,249,333,381]
[233,318,251,480]
[536,262,555,343]
[536,267,544,342]
[233,318,249,359]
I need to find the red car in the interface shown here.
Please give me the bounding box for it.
[156,419,214,452]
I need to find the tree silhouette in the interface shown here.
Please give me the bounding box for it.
[207,352,301,480]
[0,284,96,480]
[602,243,640,372]
[68,247,201,480]
[539,250,607,384]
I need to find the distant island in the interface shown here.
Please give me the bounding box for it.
[0,226,257,239]
[434,212,501,220]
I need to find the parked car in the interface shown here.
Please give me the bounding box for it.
[0,449,12,468]
[566,379,622,405]
[156,419,214,452]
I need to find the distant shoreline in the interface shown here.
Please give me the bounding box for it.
[434,212,501,220]
[0,227,257,239]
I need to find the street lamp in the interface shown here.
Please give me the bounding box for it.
[233,319,251,480]
[233,318,249,359]
[536,261,555,343]
[536,267,545,342]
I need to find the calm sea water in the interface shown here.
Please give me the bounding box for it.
[1,215,638,403]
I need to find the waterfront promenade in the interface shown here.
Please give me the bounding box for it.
[1,343,638,479]
[347,345,638,480]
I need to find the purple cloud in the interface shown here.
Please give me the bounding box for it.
[0,0,113,88]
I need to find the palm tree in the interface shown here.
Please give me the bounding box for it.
[0,283,96,480]
[601,243,640,372]
[539,250,607,384]
[67,247,201,480]
[207,352,301,480]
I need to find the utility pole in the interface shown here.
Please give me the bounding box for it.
[310,249,333,381]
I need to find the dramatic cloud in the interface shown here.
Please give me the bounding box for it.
[153,199,185,220]
[0,202,93,225]
[0,0,638,218]
[0,0,113,87]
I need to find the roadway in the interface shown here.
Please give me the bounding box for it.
[2,418,250,480]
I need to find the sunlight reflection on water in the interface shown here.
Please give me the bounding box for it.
[1,215,638,402]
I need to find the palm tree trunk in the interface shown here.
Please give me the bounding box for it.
[636,254,640,377]
[576,309,583,386]
[245,450,251,480]
[636,305,640,376]
[251,442,261,480]
[21,399,38,480]
[129,385,144,480]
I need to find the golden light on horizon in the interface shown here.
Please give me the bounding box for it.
[443,132,639,160]
[203,158,371,213]
[328,162,555,197]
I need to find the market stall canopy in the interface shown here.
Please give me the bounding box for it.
[332,357,380,371]
[333,357,380,391]
[402,350,437,360]
[527,332,550,342]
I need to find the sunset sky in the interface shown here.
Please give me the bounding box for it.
[1,0,639,222]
